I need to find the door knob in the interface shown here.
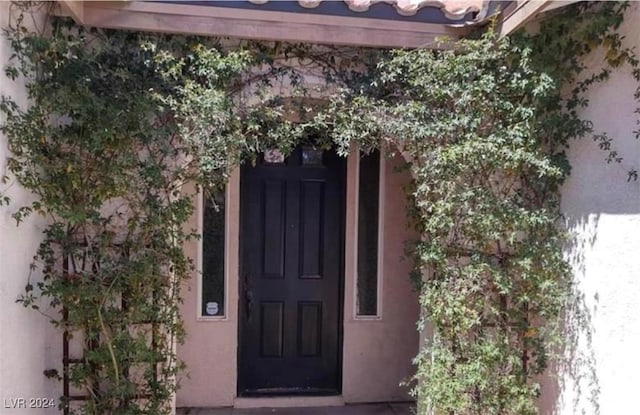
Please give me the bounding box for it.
[244,274,253,321]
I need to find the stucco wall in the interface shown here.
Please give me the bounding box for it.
[0,3,60,414]
[177,173,241,408]
[541,3,640,414]
[342,152,420,403]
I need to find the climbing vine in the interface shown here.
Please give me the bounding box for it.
[1,5,252,414]
[1,1,636,414]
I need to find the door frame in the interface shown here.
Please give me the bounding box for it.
[236,148,347,397]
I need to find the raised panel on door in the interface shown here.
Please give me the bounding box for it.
[299,180,324,279]
[262,179,286,279]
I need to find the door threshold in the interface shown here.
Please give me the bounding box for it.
[234,395,344,408]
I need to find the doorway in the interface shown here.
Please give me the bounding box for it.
[238,146,346,396]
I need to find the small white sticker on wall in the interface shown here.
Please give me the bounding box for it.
[206,302,219,316]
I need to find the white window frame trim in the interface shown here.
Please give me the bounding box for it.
[353,147,385,320]
[196,187,230,321]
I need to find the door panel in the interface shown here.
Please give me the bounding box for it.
[298,301,322,357]
[299,180,324,279]
[239,146,345,396]
[262,179,286,279]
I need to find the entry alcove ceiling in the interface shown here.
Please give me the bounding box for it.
[55,0,535,48]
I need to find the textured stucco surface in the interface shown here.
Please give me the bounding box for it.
[540,3,640,414]
[177,173,241,408]
[341,152,420,403]
[0,3,60,414]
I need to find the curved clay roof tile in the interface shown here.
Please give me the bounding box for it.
[248,0,488,21]
[298,0,323,8]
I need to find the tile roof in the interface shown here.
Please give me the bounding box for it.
[249,0,488,21]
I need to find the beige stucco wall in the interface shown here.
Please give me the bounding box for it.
[177,172,240,408]
[342,152,420,403]
[0,3,60,414]
[177,151,419,407]
[541,3,640,414]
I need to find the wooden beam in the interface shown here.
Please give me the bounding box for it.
[537,0,582,14]
[498,0,550,37]
[499,0,583,36]
[71,1,467,49]
[58,0,84,24]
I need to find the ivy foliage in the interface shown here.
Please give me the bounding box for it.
[316,5,633,413]
[1,6,252,414]
[1,1,636,414]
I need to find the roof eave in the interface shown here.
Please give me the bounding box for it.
[55,0,473,49]
[498,0,581,37]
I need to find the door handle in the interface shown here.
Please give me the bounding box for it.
[244,274,253,321]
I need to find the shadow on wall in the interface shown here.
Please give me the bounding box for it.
[540,212,602,415]
[539,10,640,408]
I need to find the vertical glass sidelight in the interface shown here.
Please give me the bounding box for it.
[202,188,226,317]
[357,149,381,316]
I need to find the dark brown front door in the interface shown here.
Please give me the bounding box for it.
[239,146,345,396]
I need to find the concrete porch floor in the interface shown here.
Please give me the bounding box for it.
[177,402,415,415]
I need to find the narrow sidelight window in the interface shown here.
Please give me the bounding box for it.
[357,149,381,316]
[201,188,226,317]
